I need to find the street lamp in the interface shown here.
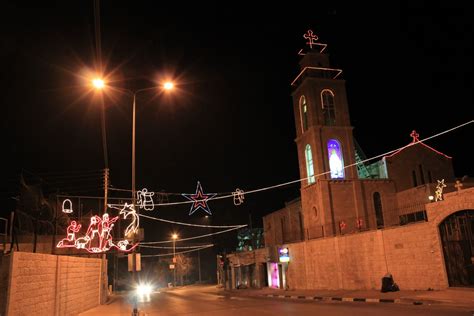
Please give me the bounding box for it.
[92,78,105,89]
[129,82,175,208]
[172,233,178,287]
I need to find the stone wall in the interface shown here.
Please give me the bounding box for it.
[284,221,447,290]
[282,188,474,290]
[0,255,11,316]
[5,252,103,315]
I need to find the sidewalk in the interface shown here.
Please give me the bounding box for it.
[218,286,474,309]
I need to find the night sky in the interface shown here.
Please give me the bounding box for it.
[1,2,473,248]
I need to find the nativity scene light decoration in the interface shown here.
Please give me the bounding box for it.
[56,200,139,253]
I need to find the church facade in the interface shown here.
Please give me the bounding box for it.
[223,32,474,291]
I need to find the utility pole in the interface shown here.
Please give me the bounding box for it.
[103,168,109,213]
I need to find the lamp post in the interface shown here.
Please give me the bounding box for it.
[172,233,178,286]
[131,82,174,207]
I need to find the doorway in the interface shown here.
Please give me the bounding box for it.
[439,210,474,286]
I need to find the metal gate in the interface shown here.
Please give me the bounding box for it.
[439,210,474,287]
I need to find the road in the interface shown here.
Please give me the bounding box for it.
[80,285,472,316]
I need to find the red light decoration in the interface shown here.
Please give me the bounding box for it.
[385,130,452,159]
[57,212,138,253]
[303,30,319,49]
[339,220,346,231]
[182,181,216,215]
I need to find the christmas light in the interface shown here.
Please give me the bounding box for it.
[182,181,216,215]
[105,121,471,210]
[232,188,245,206]
[62,199,74,213]
[109,203,140,238]
[435,179,447,201]
[136,188,155,211]
[141,244,214,258]
[56,211,139,253]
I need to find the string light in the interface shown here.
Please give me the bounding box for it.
[141,244,214,258]
[141,225,246,244]
[104,120,473,209]
[138,213,245,228]
[140,244,213,249]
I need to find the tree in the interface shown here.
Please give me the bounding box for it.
[176,254,194,286]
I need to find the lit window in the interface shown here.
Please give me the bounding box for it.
[300,95,308,132]
[305,144,315,184]
[327,139,344,179]
[321,90,335,125]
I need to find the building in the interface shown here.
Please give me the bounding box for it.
[224,31,474,291]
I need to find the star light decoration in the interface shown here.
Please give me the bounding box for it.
[182,181,216,216]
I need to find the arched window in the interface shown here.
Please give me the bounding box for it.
[327,139,344,179]
[305,144,315,184]
[321,89,336,125]
[373,192,384,228]
[300,95,308,132]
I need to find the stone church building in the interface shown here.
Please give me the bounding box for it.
[222,32,474,291]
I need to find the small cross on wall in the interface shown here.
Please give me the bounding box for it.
[455,180,463,191]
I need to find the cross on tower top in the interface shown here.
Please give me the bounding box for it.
[303,30,319,49]
[410,130,420,143]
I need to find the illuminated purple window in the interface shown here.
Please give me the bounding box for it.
[327,139,344,179]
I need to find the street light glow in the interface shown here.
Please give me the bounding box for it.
[163,81,174,90]
[92,78,105,89]
[172,233,178,240]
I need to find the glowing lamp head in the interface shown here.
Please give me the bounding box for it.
[163,81,174,90]
[428,195,434,201]
[92,78,105,89]
[172,233,178,240]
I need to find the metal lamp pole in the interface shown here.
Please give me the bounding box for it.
[172,233,178,286]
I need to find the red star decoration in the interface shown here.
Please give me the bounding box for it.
[182,181,217,215]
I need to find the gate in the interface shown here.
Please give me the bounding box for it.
[439,210,474,287]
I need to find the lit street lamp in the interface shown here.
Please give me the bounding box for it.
[172,233,178,286]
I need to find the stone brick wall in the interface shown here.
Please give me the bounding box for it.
[0,254,11,316]
[284,220,447,290]
[280,187,474,291]
[6,252,103,315]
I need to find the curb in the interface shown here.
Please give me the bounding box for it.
[261,294,424,305]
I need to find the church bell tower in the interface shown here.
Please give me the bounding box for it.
[292,30,359,238]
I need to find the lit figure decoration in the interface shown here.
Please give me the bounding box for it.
[56,212,138,253]
[62,199,74,214]
[182,181,217,215]
[99,213,119,251]
[136,188,155,211]
[435,179,447,201]
[233,188,245,206]
[303,29,318,49]
[327,139,344,179]
[454,180,463,191]
[109,203,139,238]
[56,220,81,247]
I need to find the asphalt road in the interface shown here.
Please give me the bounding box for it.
[80,285,473,316]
